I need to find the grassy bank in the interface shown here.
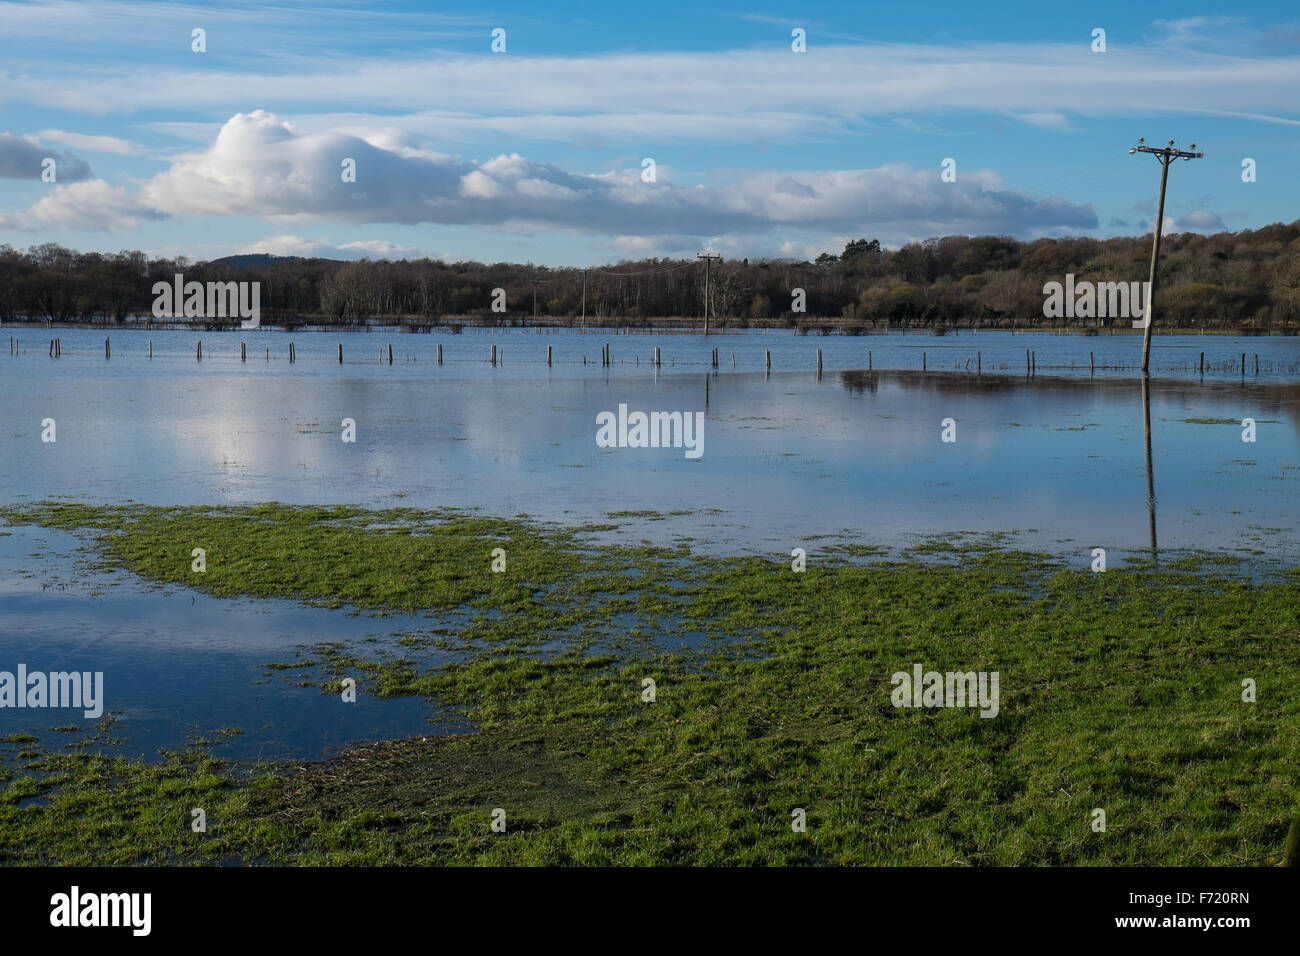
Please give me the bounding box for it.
[1,502,1297,865]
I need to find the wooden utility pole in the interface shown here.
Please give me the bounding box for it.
[581,269,587,329]
[1131,138,1203,373]
[698,253,720,335]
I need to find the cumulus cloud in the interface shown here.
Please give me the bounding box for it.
[0,179,164,231]
[139,111,465,220]
[128,111,1095,240]
[0,133,93,181]
[0,111,1096,242]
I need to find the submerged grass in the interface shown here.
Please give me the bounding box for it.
[1,501,1297,865]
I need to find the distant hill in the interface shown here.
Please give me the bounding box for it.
[206,254,332,268]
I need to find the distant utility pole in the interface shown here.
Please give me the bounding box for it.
[1131,138,1203,374]
[697,253,721,335]
[581,269,587,329]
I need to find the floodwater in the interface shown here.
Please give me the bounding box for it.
[0,525,454,761]
[5,325,1297,377]
[2,327,1297,759]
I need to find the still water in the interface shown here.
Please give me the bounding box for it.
[3,327,1297,557]
[0,525,454,761]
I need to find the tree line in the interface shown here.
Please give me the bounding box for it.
[3,222,1299,330]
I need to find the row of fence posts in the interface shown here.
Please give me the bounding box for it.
[24,337,1271,375]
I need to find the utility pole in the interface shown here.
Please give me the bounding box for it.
[1131,138,1202,374]
[697,253,721,335]
[581,269,587,329]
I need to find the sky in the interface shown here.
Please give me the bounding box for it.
[0,0,1298,266]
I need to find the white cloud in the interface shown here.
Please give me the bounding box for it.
[1179,209,1226,231]
[9,40,1300,135]
[459,169,503,200]
[35,129,139,155]
[1016,112,1072,130]
[240,235,421,259]
[605,236,658,254]
[118,112,1096,242]
[337,239,421,257]
[515,177,580,201]
[0,179,164,231]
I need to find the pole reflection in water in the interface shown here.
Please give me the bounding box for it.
[1141,375,1158,563]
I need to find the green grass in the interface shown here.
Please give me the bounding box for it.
[1,501,1297,865]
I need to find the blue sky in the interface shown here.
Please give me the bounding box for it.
[1,0,1297,265]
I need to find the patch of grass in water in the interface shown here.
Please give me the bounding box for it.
[1176,417,1277,425]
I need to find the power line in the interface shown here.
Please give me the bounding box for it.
[1017,152,1133,200]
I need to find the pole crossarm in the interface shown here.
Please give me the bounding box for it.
[1133,143,1204,162]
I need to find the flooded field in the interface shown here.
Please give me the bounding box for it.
[3,328,1297,556]
[6,325,1300,377]
[3,327,1298,761]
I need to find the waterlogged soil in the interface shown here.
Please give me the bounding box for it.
[1,502,1297,865]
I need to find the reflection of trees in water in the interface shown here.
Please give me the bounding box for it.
[839,369,1027,397]
[839,370,879,396]
[1277,383,1300,439]
[836,370,1300,428]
